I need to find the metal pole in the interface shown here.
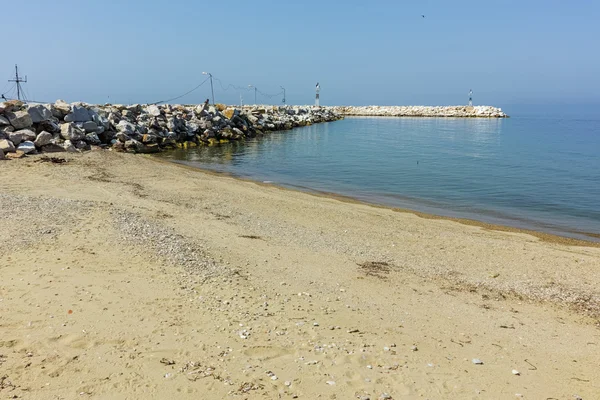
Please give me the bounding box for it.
[209,73,215,105]
[281,86,286,104]
[15,65,20,101]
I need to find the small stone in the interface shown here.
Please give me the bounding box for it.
[313,322,319,326]
[284,381,291,387]
[366,365,373,369]
[380,394,393,400]
[326,380,335,385]
[472,358,484,365]
[512,369,520,375]
[270,375,278,381]
[411,346,418,352]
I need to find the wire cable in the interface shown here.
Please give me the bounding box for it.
[150,76,211,105]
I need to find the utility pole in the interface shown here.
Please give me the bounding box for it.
[248,85,257,104]
[468,89,473,106]
[8,64,27,101]
[281,86,286,104]
[315,82,320,106]
[202,72,215,104]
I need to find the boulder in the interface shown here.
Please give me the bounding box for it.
[60,122,85,141]
[85,132,101,145]
[38,120,60,133]
[116,120,136,135]
[116,132,130,142]
[0,139,16,153]
[17,141,35,154]
[83,121,98,132]
[146,104,161,116]
[64,105,92,122]
[27,104,53,123]
[0,100,23,113]
[0,116,10,126]
[63,140,78,152]
[53,100,71,117]
[34,131,53,147]
[14,129,36,141]
[41,143,66,153]
[7,131,25,145]
[6,110,33,129]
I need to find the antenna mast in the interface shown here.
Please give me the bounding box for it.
[8,64,27,101]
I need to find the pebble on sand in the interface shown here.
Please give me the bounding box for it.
[472,358,484,365]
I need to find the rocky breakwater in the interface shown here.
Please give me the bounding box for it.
[332,105,508,118]
[0,100,341,159]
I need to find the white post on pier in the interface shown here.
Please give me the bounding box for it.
[469,89,473,106]
[315,82,320,106]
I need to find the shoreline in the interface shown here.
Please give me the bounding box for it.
[156,156,600,247]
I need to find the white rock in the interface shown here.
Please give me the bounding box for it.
[326,380,335,385]
[17,141,35,154]
[146,104,161,116]
[472,359,484,365]
[512,369,520,375]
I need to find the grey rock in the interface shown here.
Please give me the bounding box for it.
[75,140,89,150]
[64,105,92,122]
[8,131,25,145]
[41,143,66,153]
[60,122,85,141]
[14,129,37,141]
[0,139,16,153]
[27,104,53,123]
[6,110,33,129]
[116,132,131,142]
[17,141,36,154]
[0,115,9,126]
[0,148,4,160]
[83,121,98,133]
[85,132,101,145]
[38,120,61,133]
[34,131,53,147]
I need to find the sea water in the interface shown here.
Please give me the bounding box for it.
[159,107,600,241]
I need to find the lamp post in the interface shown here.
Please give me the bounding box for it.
[248,85,257,104]
[281,86,286,104]
[202,72,214,104]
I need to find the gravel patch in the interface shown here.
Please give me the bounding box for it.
[111,209,222,280]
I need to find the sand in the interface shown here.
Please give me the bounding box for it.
[1,151,599,399]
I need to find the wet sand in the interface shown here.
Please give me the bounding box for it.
[1,151,599,399]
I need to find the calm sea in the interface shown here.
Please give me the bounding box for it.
[158,107,600,241]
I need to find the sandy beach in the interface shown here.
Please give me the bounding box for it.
[1,150,599,399]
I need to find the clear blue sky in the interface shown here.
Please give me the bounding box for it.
[2,0,599,107]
